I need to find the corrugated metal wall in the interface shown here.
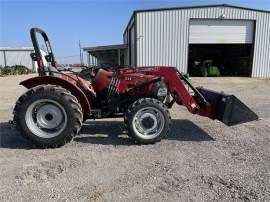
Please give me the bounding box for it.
[0,51,5,66]
[0,50,35,71]
[189,19,254,44]
[123,16,135,65]
[5,51,33,67]
[87,54,98,66]
[136,6,270,78]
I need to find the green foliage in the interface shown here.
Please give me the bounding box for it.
[0,65,33,76]
[181,72,190,80]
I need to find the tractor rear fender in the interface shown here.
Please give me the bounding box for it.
[20,76,91,113]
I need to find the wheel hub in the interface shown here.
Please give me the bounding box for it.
[132,107,165,139]
[36,104,63,129]
[140,113,158,131]
[45,113,53,121]
[25,99,67,138]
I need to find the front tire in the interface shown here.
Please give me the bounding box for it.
[124,98,171,144]
[13,85,83,148]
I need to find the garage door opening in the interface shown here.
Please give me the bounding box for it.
[188,19,254,77]
[188,44,253,77]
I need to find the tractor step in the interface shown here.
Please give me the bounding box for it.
[197,87,258,126]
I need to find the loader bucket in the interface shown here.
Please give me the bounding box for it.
[197,87,258,126]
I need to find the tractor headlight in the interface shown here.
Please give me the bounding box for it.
[152,81,167,101]
[157,87,167,97]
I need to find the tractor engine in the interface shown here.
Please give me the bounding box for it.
[90,68,169,114]
[151,80,168,101]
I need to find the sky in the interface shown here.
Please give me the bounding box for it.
[0,0,270,64]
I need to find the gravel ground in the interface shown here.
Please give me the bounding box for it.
[0,74,269,201]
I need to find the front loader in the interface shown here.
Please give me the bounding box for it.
[13,28,258,148]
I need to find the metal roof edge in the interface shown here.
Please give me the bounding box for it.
[133,4,270,14]
[123,12,136,38]
[123,4,270,37]
[0,47,34,51]
[83,44,127,52]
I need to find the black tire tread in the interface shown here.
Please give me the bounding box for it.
[124,97,171,144]
[13,84,83,148]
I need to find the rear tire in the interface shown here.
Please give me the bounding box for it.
[13,85,83,148]
[124,98,171,144]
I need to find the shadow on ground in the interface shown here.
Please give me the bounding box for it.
[0,119,214,149]
[75,119,214,145]
[0,122,33,149]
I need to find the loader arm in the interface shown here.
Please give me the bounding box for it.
[136,66,258,125]
[135,66,214,118]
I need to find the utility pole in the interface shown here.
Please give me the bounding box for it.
[79,40,84,66]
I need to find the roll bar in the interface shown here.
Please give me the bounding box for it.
[30,28,57,75]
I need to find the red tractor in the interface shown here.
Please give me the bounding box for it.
[13,28,258,148]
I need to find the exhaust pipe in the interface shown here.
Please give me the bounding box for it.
[197,87,258,126]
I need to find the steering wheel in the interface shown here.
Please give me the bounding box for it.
[78,66,103,81]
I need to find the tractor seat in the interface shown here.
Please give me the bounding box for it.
[92,68,113,92]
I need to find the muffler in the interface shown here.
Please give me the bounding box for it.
[197,87,258,126]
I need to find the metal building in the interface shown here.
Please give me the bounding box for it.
[85,4,270,78]
[83,44,127,68]
[0,47,38,72]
